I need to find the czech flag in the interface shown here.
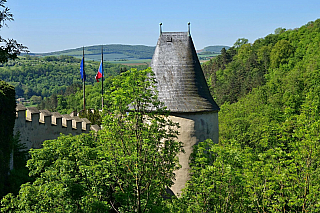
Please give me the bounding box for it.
[95,61,103,82]
[80,57,86,81]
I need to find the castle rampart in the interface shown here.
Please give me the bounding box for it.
[14,104,99,150]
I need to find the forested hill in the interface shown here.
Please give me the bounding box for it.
[202,21,319,106]
[26,44,156,61]
[23,44,155,61]
[25,44,230,61]
[199,45,230,53]
[0,55,147,101]
[184,19,320,211]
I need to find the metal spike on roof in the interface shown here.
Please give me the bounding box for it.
[150,31,220,113]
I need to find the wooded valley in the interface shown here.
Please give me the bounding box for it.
[2,18,320,212]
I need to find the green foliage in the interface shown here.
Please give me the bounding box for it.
[177,131,320,212]
[5,132,33,196]
[178,18,320,212]
[79,109,102,126]
[270,39,294,68]
[37,64,148,117]
[201,20,320,106]
[100,68,182,212]
[0,80,15,197]
[38,76,115,115]
[233,38,249,48]
[274,27,286,35]
[0,0,27,63]
[1,133,112,212]
[0,2,28,199]
[0,55,131,101]
[1,68,183,212]
[169,140,248,212]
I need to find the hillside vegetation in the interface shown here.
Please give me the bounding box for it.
[0,55,147,101]
[175,19,320,211]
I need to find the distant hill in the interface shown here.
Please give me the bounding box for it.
[199,45,230,54]
[23,44,229,61]
[25,44,156,61]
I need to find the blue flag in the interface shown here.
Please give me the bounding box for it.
[80,57,86,81]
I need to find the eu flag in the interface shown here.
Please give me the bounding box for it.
[80,57,86,81]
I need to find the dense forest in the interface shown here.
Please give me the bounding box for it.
[0,55,147,101]
[179,19,320,211]
[2,17,320,211]
[37,76,116,115]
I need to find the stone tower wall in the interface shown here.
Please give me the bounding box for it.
[150,30,220,195]
[169,111,219,195]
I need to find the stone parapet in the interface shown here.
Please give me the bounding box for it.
[14,104,97,150]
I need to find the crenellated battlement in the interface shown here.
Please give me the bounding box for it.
[14,104,100,150]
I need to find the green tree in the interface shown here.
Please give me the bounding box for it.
[233,38,249,49]
[79,109,102,126]
[1,133,112,212]
[1,68,183,212]
[100,68,182,212]
[0,0,27,63]
[0,80,15,197]
[29,95,42,105]
[270,39,294,68]
[168,139,248,212]
[274,27,286,35]
[5,132,33,196]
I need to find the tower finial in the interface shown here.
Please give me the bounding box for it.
[160,23,162,36]
[188,22,191,36]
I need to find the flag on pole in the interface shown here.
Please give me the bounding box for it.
[95,61,103,82]
[80,57,86,81]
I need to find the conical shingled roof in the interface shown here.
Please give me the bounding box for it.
[150,32,220,113]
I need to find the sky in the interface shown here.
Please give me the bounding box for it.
[1,0,319,53]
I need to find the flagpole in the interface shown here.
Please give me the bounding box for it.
[101,45,104,110]
[83,47,86,112]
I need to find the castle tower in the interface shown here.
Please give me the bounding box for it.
[150,24,220,195]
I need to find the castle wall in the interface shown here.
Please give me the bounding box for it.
[169,111,219,195]
[14,105,96,150]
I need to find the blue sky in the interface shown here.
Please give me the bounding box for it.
[1,0,319,53]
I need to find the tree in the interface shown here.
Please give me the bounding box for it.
[274,27,286,35]
[1,68,183,212]
[168,139,248,213]
[0,0,27,63]
[100,68,183,212]
[30,95,42,105]
[0,80,16,197]
[270,39,294,68]
[1,133,113,212]
[79,109,102,126]
[0,2,26,192]
[233,38,249,49]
